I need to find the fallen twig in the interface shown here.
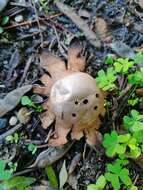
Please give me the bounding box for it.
[5,7,25,17]
[17,31,41,40]
[14,168,36,176]
[55,1,101,48]
[0,124,22,141]
[19,56,34,87]
[30,0,43,43]
[9,2,30,7]
[3,13,62,30]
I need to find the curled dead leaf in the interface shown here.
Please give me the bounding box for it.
[0,85,32,117]
[28,142,73,168]
[68,153,81,174]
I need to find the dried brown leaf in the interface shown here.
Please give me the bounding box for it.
[94,17,112,43]
[40,52,66,81]
[40,110,55,129]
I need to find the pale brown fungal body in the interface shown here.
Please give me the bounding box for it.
[34,44,105,146]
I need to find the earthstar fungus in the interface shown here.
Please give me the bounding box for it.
[34,43,105,146]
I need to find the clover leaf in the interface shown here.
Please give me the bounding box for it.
[113,58,134,74]
[105,54,114,65]
[105,159,132,190]
[134,52,143,64]
[96,67,117,91]
[128,68,143,87]
[103,131,130,157]
[103,131,141,158]
[123,110,143,133]
[0,160,12,181]
[87,175,106,190]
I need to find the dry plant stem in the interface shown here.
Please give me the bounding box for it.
[82,143,87,159]
[48,19,74,35]
[44,129,53,143]
[55,1,101,48]
[31,0,43,43]
[117,84,132,101]
[24,139,44,145]
[9,2,30,7]
[53,25,65,56]
[0,124,22,141]
[134,156,143,171]
[17,31,42,40]
[6,7,25,17]
[133,174,139,186]
[14,168,36,176]
[3,13,62,30]
[19,56,34,87]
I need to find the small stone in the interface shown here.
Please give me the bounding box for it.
[14,15,23,23]
[0,118,7,129]
[0,0,9,12]
[17,107,31,124]
[9,116,18,126]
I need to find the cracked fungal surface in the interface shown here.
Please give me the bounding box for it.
[34,42,105,146]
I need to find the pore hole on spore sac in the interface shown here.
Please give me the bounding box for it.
[72,113,76,117]
[96,93,99,98]
[83,99,88,104]
[94,106,98,110]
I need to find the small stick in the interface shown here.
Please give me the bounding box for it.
[117,84,132,101]
[30,0,43,43]
[55,1,101,48]
[5,7,25,17]
[9,2,30,7]
[3,13,62,30]
[53,25,67,58]
[0,124,22,141]
[17,31,41,40]
[14,168,36,176]
[19,56,34,87]
[133,174,139,186]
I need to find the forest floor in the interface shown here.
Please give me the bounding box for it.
[0,0,143,190]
